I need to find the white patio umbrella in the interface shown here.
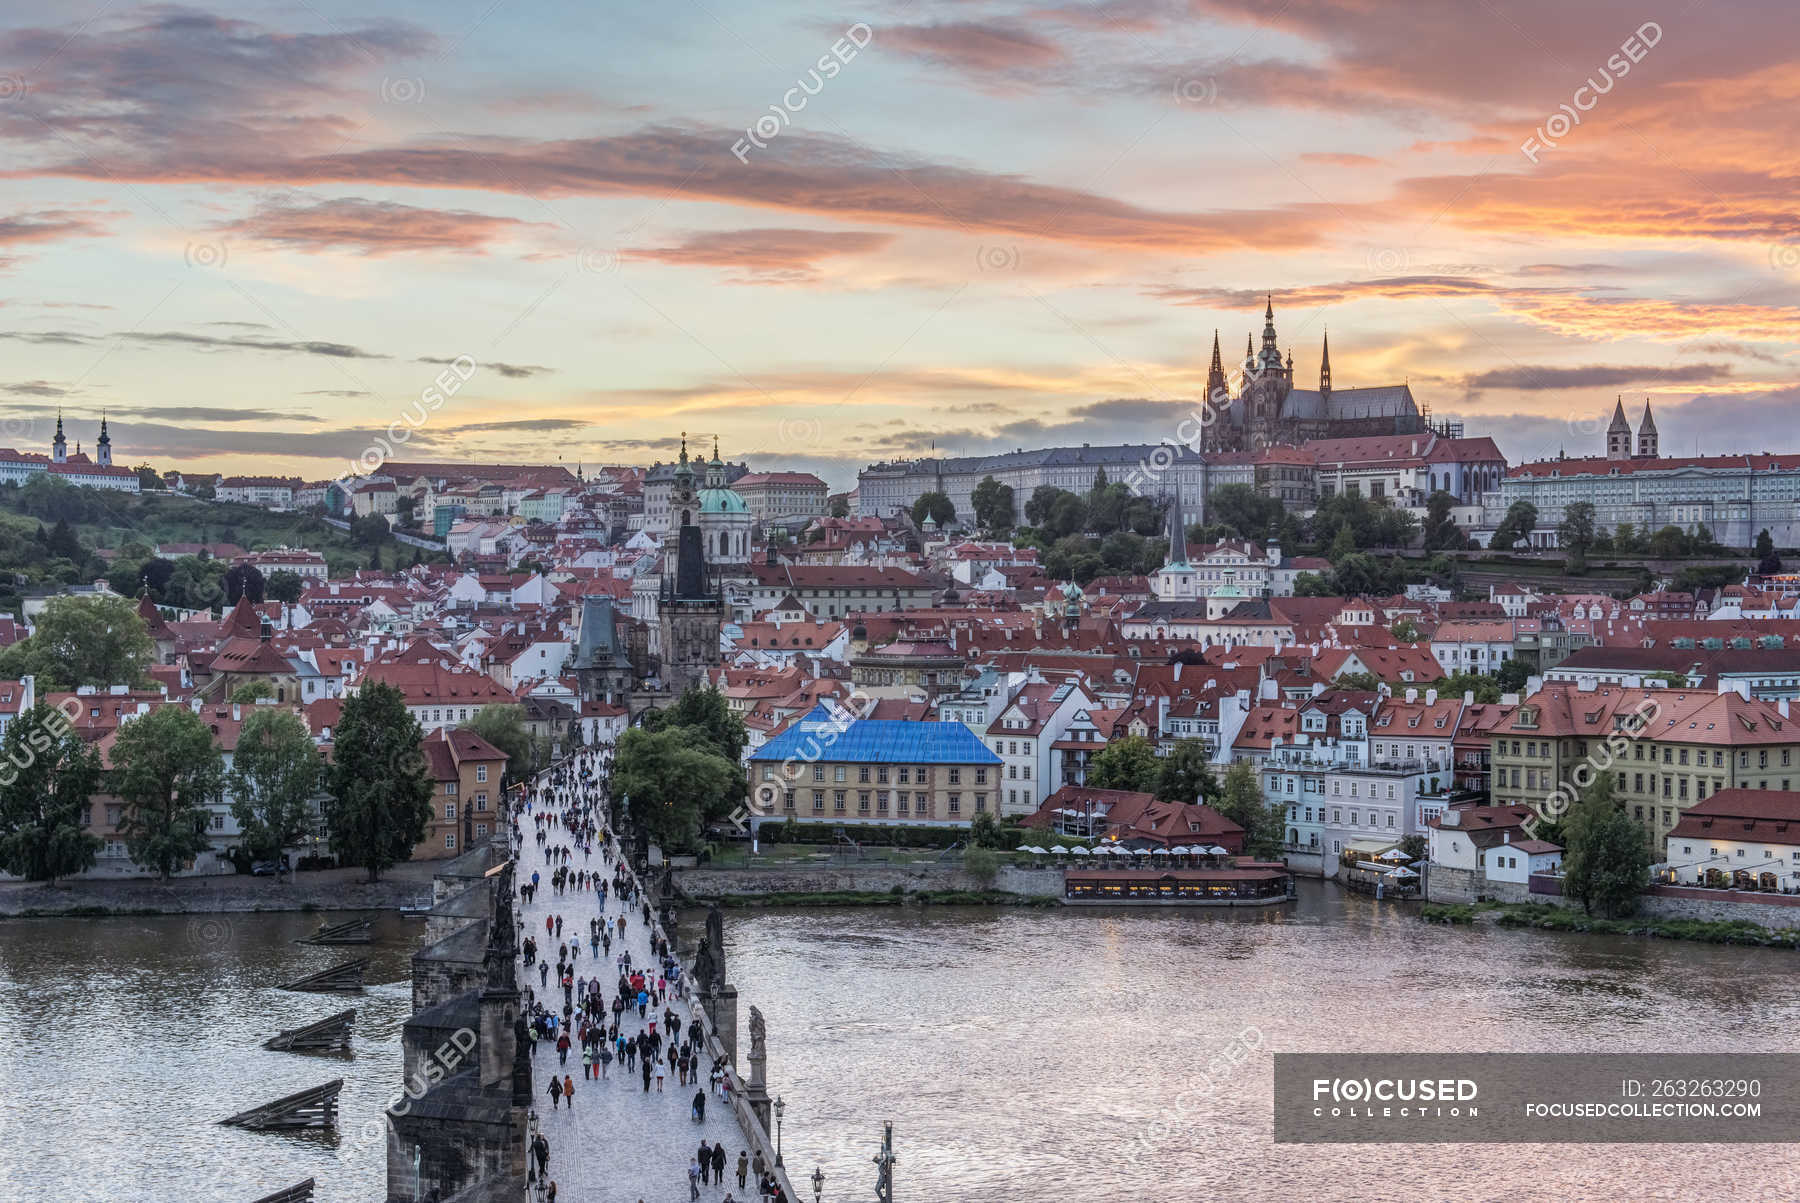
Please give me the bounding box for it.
[1205,845,1229,855]
[1386,865,1419,878]
[1070,846,1092,856]
[1050,846,1071,856]
[1027,845,1050,855]
[1378,848,1410,861]
[1015,845,1035,853]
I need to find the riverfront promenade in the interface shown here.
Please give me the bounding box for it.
[514,758,760,1202]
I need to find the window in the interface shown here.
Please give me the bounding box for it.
[475,823,489,838]
[783,791,796,812]
[897,795,909,816]
[445,802,456,820]
[834,765,847,783]
[975,767,987,785]
[476,765,488,783]
[877,766,889,784]
[858,791,870,813]
[812,791,824,812]
[948,767,961,785]
[897,766,910,784]
[948,794,961,815]
[445,833,456,849]
[475,794,488,810]
[813,765,825,782]
[858,766,871,784]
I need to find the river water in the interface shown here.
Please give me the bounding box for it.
[720,884,1800,1203]
[0,910,418,1203]
[2,886,1796,1202]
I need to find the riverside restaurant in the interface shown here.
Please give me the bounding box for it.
[1062,862,1293,906]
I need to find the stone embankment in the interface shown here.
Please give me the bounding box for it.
[0,867,431,917]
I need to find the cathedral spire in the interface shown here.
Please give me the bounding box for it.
[1205,329,1227,405]
[1165,484,1188,568]
[1319,329,1332,398]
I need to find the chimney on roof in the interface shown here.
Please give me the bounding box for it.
[1463,690,1474,705]
[1405,687,1418,704]
[1425,687,1438,705]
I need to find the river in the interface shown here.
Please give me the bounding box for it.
[1,886,1796,1202]
[720,883,1800,1203]
[0,910,417,1203]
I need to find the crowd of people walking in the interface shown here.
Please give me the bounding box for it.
[508,747,791,1203]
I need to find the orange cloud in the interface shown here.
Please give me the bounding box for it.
[623,228,894,284]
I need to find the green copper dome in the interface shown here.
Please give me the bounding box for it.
[699,486,749,514]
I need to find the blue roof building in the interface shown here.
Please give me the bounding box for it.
[749,703,1003,826]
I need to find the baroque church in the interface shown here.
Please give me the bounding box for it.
[1201,299,1427,451]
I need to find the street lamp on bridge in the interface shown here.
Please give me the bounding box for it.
[774,1094,785,1167]
[811,1165,824,1203]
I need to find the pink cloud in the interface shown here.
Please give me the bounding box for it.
[215,197,552,256]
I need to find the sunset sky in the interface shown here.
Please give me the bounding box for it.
[1,1,1796,490]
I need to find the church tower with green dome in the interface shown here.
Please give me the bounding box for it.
[698,435,753,572]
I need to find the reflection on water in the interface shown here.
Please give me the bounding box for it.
[720,882,1800,1203]
[0,911,419,1203]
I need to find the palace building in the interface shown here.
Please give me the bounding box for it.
[1490,398,1800,548]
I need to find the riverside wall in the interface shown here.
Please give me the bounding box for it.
[0,873,429,916]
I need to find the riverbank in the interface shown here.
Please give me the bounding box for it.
[0,863,433,917]
[1421,900,1800,948]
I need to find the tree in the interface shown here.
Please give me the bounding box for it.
[910,492,955,529]
[351,513,390,547]
[47,518,82,562]
[1613,521,1644,555]
[1292,571,1334,597]
[1647,524,1689,559]
[1086,735,1161,793]
[1495,659,1531,694]
[136,465,166,491]
[1398,834,1427,862]
[828,496,850,519]
[0,702,103,884]
[970,475,1016,535]
[968,809,1008,850]
[229,679,276,704]
[1045,491,1088,540]
[1205,484,1285,541]
[228,709,322,864]
[613,726,738,852]
[266,570,305,604]
[0,594,152,691]
[1558,501,1597,574]
[1332,670,1382,692]
[325,682,434,882]
[224,562,266,605]
[113,704,225,881]
[461,704,541,786]
[1390,617,1420,642]
[1436,670,1501,703]
[1327,526,1357,564]
[1212,759,1282,859]
[1421,490,1467,551]
[1024,485,1065,527]
[1488,500,1538,551]
[1560,772,1649,917]
[1155,739,1219,803]
[1756,529,1782,576]
[642,686,748,763]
